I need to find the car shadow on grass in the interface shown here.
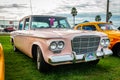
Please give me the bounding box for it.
[42,61,110,75]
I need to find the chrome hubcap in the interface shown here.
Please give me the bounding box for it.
[37,47,40,70]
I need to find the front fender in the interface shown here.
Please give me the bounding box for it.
[31,41,49,63]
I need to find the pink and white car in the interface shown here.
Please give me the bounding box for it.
[10,15,112,72]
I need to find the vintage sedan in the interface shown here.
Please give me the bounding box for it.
[10,15,112,72]
[74,22,120,57]
[0,43,4,80]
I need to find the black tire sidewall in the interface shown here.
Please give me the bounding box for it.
[36,47,50,72]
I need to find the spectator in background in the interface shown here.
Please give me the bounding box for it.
[109,21,113,24]
[109,21,120,30]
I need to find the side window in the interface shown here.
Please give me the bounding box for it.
[82,25,96,31]
[24,18,29,30]
[19,20,23,30]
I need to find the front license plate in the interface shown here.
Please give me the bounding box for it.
[85,53,96,61]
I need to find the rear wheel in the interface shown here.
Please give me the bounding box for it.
[36,47,50,72]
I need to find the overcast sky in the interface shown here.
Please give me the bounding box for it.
[0,0,120,20]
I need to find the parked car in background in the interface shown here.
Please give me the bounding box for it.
[4,26,15,32]
[10,15,112,72]
[74,22,120,57]
[0,43,4,80]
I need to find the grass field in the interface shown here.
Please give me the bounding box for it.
[0,36,120,80]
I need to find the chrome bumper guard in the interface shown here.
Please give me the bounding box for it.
[49,49,113,63]
[103,48,113,56]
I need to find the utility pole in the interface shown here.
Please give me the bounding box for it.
[106,0,109,22]
[30,0,33,15]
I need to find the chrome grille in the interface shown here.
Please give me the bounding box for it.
[71,35,100,55]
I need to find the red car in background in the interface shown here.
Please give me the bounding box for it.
[4,27,15,32]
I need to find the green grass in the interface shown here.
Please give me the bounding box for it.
[0,36,120,80]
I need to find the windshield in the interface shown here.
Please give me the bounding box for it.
[31,16,70,29]
[98,23,118,30]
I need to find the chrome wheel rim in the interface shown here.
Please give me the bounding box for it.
[13,45,16,51]
[37,47,40,70]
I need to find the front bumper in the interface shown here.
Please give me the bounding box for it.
[49,48,112,65]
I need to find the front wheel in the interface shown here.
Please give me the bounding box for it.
[36,47,50,72]
[112,44,120,57]
[13,44,18,52]
[116,49,120,57]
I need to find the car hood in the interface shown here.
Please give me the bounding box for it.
[103,30,120,37]
[29,29,106,39]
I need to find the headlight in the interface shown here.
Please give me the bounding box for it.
[49,41,65,52]
[50,42,57,50]
[100,39,110,47]
[100,39,105,46]
[105,39,110,46]
[58,41,64,49]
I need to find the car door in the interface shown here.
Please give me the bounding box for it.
[14,17,31,54]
